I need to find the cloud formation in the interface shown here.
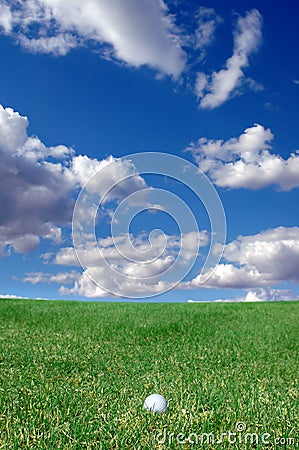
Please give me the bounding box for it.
[23,271,79,285]
[0,103,148,255]
[0,104,74,254]
[189,226,299,289]
[0,102,212,298]
[40,225,299,297]
[47,231,208,298]
[1,103,298,298]
[243,288,298,302]
[0,0,186,78]
[188,123,299,190]
[216,287,298,302]
[196,9,262,109]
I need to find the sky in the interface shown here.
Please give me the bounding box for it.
[0,0,299,302]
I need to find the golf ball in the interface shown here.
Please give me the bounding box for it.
[143,394,168,413]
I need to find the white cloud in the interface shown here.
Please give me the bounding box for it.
[222,227,299,283]
[0,105,28,152]
[196,9,262,108]
[216,288,299,302]
[0,0,186,78]
[52,247,80,267]
[188,123,299,190]
[188,226,299,290]
[293,79,299,85]
[0,104,74,254]
[23,271,79,285]
[51,230,208,297]
[59,271,107,298]
[190,263,265,289]
[62,268,174,298]
[176,6,222,64]
[19,33,79,56]
[0,103,149,256]
[68,154,147,200]
[0,293,27,299]
[0,3,12,33]
[243,288,298,302]
[195,7,222,49]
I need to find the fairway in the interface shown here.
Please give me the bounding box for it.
[0,299,298,449]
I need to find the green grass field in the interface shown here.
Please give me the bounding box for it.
[0,299,298,449]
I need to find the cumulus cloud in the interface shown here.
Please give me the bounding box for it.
[192,263,265,289]
[23,271,79,285]
[48,230,209,297]
[222,227,299,283]
[188,226,299,289]
[0,0,186,78]
[59,271,107,298]
[0,293,50,299]
[196,9,262,109]
[243,288,298,302]
[216,288,299,302]
[0,103,149,256]
[59,219,297,298]
[0,3,12,33]
[19,33,79,56]
[68,154,147,200]
[0,104,74,254]
[188,123,299,190]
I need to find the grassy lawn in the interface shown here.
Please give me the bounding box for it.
[0,299,298,449]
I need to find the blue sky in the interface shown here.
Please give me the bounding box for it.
[0,0,298,302]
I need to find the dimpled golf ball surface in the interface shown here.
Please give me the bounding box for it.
[143,394,168,413]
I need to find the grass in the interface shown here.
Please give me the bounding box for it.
[0,299,298,449]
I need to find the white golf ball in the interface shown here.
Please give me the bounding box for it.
[143,394,168,413]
